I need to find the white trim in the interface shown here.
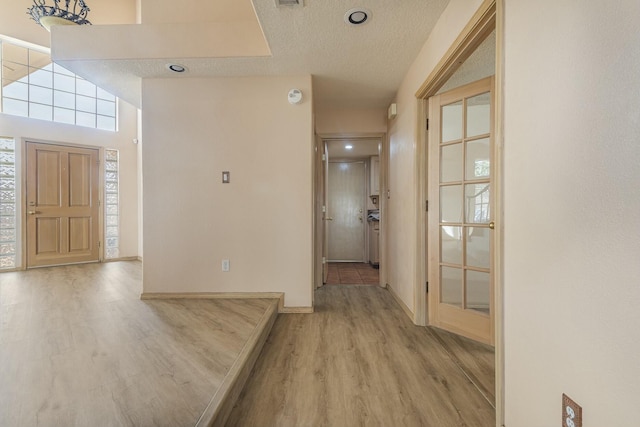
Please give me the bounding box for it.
[0,34,50,53]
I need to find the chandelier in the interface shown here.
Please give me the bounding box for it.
[28,0,91,31]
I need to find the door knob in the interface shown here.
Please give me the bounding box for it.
[28,210,38,215]
[489,221,495,229]
[324,217,333,221]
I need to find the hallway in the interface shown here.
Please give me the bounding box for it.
[227,285,495,426]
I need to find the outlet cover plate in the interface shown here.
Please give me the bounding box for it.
[562,394,582,427]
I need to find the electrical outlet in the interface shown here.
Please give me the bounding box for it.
[222,259,230,272]
[562,394,582,427]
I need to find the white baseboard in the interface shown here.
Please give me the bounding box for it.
[280,306,314,314]
[386,283,415,322]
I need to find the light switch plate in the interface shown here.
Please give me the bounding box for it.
[562,394,582,427]
[222,171,230,183]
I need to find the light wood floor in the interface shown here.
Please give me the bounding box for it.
[227,285,495,427]
[0,261,273,427]
[431,327,495,406]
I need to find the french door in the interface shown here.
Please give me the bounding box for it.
[428,77,495,345]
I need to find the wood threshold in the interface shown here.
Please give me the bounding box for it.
[195,299,279,427]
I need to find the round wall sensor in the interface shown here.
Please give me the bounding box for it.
[288,89,303,104]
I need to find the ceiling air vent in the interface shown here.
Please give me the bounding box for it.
[276,0,303,7]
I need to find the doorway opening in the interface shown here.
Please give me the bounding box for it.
[415,0,502,423]
[315,135,384,287]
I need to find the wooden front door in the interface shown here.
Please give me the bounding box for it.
[26,142,100,267]
[428,77,495,345]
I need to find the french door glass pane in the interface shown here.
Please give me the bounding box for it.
[465,137,490,179]
[440,143,463,182]
[465,183,490,223]
[441,226,462,265]
[466,92,490,137]
[440,185,463,223]
[466,227,490,268]
[441,266,463,307]
[441,100,463,142]
[466,270,490,313]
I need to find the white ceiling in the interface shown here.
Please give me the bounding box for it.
[52,0,450,109]
[326,138,380,159]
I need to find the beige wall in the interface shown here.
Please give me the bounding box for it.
[1,0,136,48]
[141,76,314,307]
[503,1,640,425]
[315,107,387,135]
[387,0,484,311]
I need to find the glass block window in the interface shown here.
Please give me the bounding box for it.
[104,149,120,259]
[0,137,17,269]
[1,38,117,131]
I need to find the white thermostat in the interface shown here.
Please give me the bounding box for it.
[288,89,303,104]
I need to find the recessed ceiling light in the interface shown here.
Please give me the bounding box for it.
[345,145,353,150]
[166,64,187,73]
[344,8,371,25]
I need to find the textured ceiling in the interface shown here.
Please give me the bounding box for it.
[53,0,450,109]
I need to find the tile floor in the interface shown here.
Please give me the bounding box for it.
[326,262,379,285]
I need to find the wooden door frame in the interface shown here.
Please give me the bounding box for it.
[314,132,387,288]
[20,138,105,269]
[414,0,504,425]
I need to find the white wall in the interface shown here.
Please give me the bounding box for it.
[388,0,484,312]
[503,1,640,425]
[141,76,314,307]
